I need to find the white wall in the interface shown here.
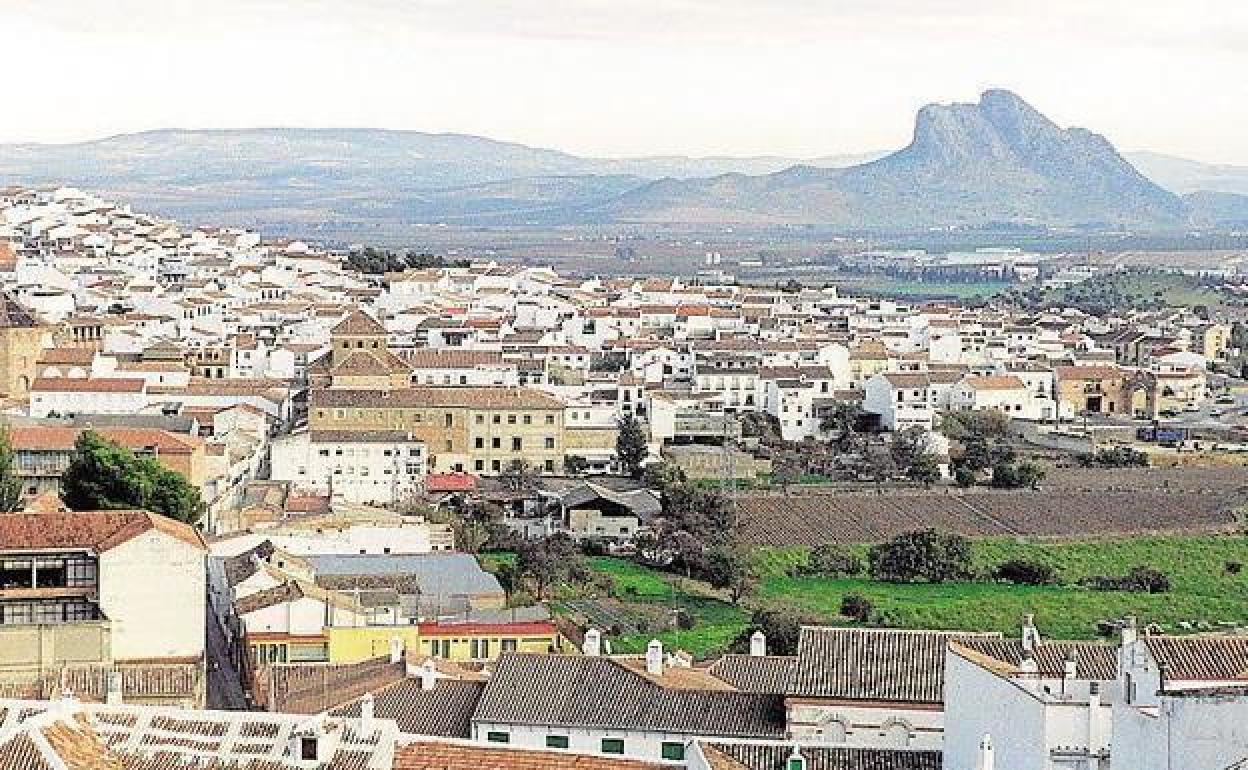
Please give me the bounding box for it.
[1112,691,1248,770]
[98,529,206,661]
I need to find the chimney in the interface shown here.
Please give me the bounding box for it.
[359,693,375,732]
[582,628,602,657]
[1086,681,1104,750]
[786,746,806,770]
[1019,652,1039,676]
[1121,615,1138,647]
[1021,614,1041,653]
[750,631,767,657]
[978,734,994,770]
[419,659,439,692]
[1063,650,1078,681]
[389,636,404,664]
[105,670,123,705]
[645,639,663,676]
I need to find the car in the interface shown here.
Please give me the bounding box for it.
[1159,409,1180,418]
[1216,395,1236,405]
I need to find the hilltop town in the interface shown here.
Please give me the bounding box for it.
[2,183,1248,769]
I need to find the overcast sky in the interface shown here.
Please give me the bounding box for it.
[4,0,1246,163]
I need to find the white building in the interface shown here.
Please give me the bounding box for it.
[863,373,935,431]
[270,430,427,506]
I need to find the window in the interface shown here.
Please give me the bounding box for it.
[444,413,453,428]
[507,414,517,424]
[544,437,555,450]
[300,737,318,761]
[486,732,510,744]
[470,638,490,658]
[661,742,685,761]
[492,414,502,424]
[475,460,485,471]
[500,639,517,652]
[523,415,532,425]
[601,739,624,755]
[474,438,484,449]
[475,415,484,424]
[545,735,569,749]
[511,437,522,452]
[491,460,501,472]
[544,459,555,473]
[545,415,555,425]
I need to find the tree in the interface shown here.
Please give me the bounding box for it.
[641,461,686,493]
[563,455,590,476]
[840,593,874,623]
[499,460,544,497]
[703,544,756,605]
[889,427,942,487]
[728,604,823,656]
[61,431,204,525]
[0,426,24,513]
[615,414,648,478]
[992,559,1059,586]
[515,534,583,600]
[990,460,1046,489]
[868,529,973,584]
[805,544,863,577]
[820,402,865,453]
[861,443,897,487]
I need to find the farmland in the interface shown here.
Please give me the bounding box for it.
[732,465,1248,547]
[538,534,1248,658]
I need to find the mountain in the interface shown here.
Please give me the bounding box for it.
[0,92,1211,230]
[1126,151,1248,196]
[600,90,1188,228]
[1185,191,1248,228]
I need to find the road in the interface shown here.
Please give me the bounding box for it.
[205,604,249,710]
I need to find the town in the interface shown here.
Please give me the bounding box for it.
[0,182,1245,769]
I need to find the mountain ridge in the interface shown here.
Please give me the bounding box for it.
[0,91,1243,230]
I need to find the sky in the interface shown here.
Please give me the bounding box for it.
[3,0,1247,164]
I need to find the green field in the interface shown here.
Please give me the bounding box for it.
[836,278,1012,300]
[1042,270,1235,312]
[541,535,1248,657]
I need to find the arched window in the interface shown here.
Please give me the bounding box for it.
[881,720,911,748]
[818,717,848,743]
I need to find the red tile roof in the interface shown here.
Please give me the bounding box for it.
[0,511,205,553]
[30,377,146,393]
[425,472,478,493]
[394,741,667,770]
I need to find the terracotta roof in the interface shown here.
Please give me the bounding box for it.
[700,742,942,770]
[706,655,796,694]
[425,473,479,493]
[30,377,146,393]
[312,387,563,411]
[8,426,200,454]
[333,679,485,737]
[474,653,785,738]
[0,511,205,553]
[332,308,388,336]
[393,740,668,769]
[401,350,506,369]
[951,638,1119,681]
[1054,365,1124,380]
[962,375,1027,391]
[1144,636,1248,681]
[790,627,997,704]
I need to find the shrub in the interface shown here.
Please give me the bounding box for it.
[806,544,864,578]
[953,466,977,488]
[674,609,697,631]
[990,460,1046,489]
[992,559,1060,586]
[868,529,973,584]
[1081,566,1171,594]
[840,594,874,622]
[1226,561,1243,575]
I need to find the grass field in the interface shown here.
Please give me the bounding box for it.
[835,278,1012,300]
[533,535,1248,657]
